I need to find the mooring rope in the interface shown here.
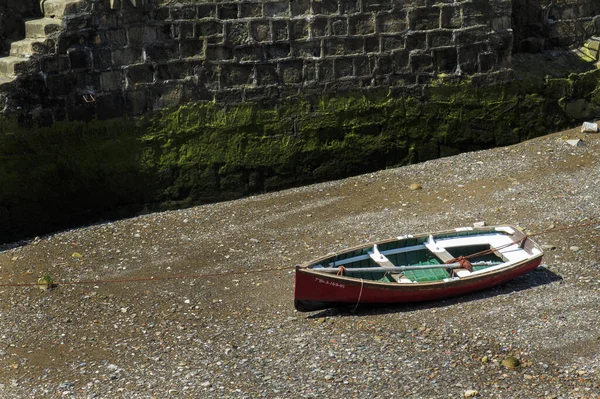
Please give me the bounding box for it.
[0,265,297,288]
[352,278,364,313]
[1,218,599,289]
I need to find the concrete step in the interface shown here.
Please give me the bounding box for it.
[43,0,86,18]
[25,18,63,39]
[0,56,31,77]
[9,38,54,57]
[0,74,16,85]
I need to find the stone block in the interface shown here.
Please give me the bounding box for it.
[364,36,379,53]
[408,7,440,30]
[181,81,213,102]
[272,20,289,41]
[349,14,375,35]
[244,86,276,102]
[354,56,375,77]
[279,60,303,83]
[453,27,489,46]
[478,52,497,73]
[69,48,91,70]
[428,30,453,48]
[156,61,196,80]
[393,49,409,72]
[303,59,317,81]
[457,43,486,74]
[128,26,158,44]
[405,31,427,49]
[144,42,180,63]
[291,40,321,58]
[251,20,271,42]
[126,64,155,84]
[313,0,339,15]
[331,17,348,36]
[227,21,249,45]
[240,3,262,18]
[346,37,364,54]
[264,1,289,18]
[440,5,461,29]
[324,37,346,56]
[198,4,217,19]
[381,35,403,52]
[318,59,335,81]
[290,20,309,40]
[103,28,128,48]
[205,44,234,61]
[175,22,195,40]
[197,20,223,37]
[214,88,244,103]
[195,63,220,90]
[151,83,184,110]
[377,54,393,74]
[264,43,290,59]
[100,69,124,91]
[45,74,77,96]
[311,17,329,37]
[125,88,150,115]
[41,55,70,74]
[181,39,204,58]
[256,64,279,85]
[291,0,310,17]
[409,51,433,73]
[153,6,170,21]
[432,46,457,73]
[170,5,196,21]
[492,15,511,32]
[158,24,175,41]
[234,45,264,62]
[378,11,407,33]
[218,3,239,20]
[92,48,113,70]
[113,47,143,65]
[334,57,354,78]
[340,0,360,15]
[220,64,254,87]
[363,0,392,12]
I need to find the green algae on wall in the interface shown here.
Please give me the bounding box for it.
[0,73,595,243]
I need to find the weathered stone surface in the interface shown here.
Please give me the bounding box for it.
[0,0,598,123]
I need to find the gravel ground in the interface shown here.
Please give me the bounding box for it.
[0,127,599,398]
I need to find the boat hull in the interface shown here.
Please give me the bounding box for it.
[294,256,542,312]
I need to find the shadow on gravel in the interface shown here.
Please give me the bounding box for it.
[306,266,562,319]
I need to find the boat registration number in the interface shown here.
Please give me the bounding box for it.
[315,277,345,289]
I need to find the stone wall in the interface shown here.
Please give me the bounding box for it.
[1,0,600,120]
[1,0,516,121]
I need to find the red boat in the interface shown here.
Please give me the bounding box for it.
[294,225,543,312]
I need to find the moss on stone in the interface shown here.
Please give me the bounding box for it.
[2,67,600,242]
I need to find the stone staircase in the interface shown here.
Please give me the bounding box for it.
[571,36,600,67]
[0,0,84,85]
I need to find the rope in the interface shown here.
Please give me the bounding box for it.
[351,278,364,313]
[3,219,599,290]
[0,265,296,288]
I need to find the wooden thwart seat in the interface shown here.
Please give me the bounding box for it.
[425,235,455,263]
[369,244,395,267]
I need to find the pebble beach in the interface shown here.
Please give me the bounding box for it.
[0,127,599,398]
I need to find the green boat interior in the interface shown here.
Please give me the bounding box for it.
[313,229,520,283]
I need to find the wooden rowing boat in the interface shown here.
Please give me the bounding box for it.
[294,225,544,312]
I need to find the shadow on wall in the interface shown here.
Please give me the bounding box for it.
[0,0,41,55]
